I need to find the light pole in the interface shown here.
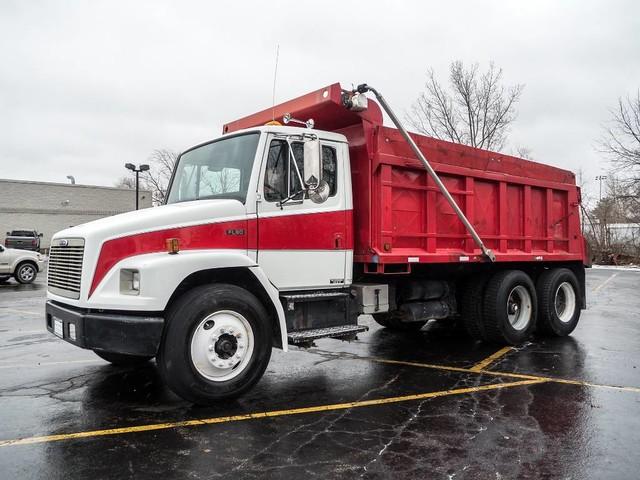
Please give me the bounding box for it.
[125,163,150,210]
[595,175,608,201]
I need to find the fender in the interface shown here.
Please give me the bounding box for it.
[82,249,288,351]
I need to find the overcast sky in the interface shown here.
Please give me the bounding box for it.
[1,1,638,202]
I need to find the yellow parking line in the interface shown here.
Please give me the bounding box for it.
[349,355,640,394]
[470,347,514,372]
[0,378,545,447]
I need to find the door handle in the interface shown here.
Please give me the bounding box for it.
[334,234,343,250]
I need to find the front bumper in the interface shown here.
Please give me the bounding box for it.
[45,301,164,356]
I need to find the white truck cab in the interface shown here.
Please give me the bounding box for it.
[46,125,359,403]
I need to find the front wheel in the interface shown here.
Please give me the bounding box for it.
[15,262,37,284]
[157,283,273,404]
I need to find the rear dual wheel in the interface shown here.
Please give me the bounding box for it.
[460,268,581,345]
[536,268,581,337]
[482,270,537,345]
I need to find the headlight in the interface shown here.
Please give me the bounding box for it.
[120,269,140,295]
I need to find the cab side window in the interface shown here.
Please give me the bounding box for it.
[322,145,337,197]
[264,140,338,202]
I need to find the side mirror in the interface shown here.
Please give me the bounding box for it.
[303,138,322,189]
[309,180,330,204]
[38,233,43,237]
[5,232,9,236]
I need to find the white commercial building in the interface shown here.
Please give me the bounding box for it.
[0,179,152,250]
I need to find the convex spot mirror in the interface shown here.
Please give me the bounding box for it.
[309,180,330,204]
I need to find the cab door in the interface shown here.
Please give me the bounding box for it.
[256,135,350,291]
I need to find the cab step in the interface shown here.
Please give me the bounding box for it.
[281,291,350,305]
[287,324,368,346]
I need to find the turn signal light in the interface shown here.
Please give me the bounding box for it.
[166,238,180,254]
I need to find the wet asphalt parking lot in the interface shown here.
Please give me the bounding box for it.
[0,268,639,479]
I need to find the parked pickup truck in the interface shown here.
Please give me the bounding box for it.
[0,244,46,284]
[45,82,588,404]
[5,229,42,251]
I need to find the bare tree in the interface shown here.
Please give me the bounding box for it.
[407,61,524,152]
[142,149,179,205]
[114,176,135,189]
[600,91,640,184]
[514,146,534,160]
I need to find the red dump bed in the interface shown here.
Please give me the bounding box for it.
[224,83,587,269]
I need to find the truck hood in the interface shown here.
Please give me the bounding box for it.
[51,199,247,244]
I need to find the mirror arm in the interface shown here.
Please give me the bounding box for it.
[277,189,306,209]
[287,142,306,189]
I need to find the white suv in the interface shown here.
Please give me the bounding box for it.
[0,245,46,284]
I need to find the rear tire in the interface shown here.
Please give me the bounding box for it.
[15,261,37,284]
[372,311,427,331]
[157,283,272,404]
[482,270,537,345]
[458,275,487,340]
[94,350,153,366]
[536,268,581,337]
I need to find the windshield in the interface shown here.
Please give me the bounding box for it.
[166,133,260,204]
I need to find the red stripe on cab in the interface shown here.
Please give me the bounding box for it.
[89,220,248,297]
[88,210,354,298]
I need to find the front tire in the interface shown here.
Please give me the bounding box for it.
[536,268,581,337]
[482,270,537,345]
[157,284,273,404]
[15,261,37,284]
[94,350,153,366]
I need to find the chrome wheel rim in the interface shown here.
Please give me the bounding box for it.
[506,285,533,331]
[19,265,35,282]
[555,282,576,323]
[190,310,254,382]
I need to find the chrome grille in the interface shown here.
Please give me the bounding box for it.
[47,238,85,299]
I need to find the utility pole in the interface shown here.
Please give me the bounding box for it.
[595,175,608,201]
[125,163,150,210]
[595,175,609,257]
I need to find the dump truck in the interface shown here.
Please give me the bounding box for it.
[45,83,588,403]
